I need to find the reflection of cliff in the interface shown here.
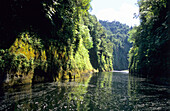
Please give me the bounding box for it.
[0,84,33,110]
[0,73,93,110]
[128,75,170,111]
[88,72,113,110]
[85,72,127,110]
[127,75,139,107]
[66,74,92,110]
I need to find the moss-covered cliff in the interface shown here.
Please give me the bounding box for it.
[0,0,113,86]
[128,0,170,78]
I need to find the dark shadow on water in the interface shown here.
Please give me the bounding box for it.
[0,72,169,110]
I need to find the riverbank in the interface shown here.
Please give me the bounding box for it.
[1,69,98,87]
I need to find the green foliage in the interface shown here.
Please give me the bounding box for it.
[80,25,93,49]
[100,20,132,70]
[86,15,113,72]
[0,0,115,85]
[0,50,33,76]
[128,0,169,77]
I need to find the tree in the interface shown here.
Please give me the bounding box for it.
[128,0,170,78]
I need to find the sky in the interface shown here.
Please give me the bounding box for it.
[90,0,140,26]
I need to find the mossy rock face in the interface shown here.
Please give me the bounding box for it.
[62,74,70,80]
[61,71,70,80]
[0,0,117,87]
[32,75,45,83]
[75,73,80,78]
[3,73,33,86]
[68,71,73,79]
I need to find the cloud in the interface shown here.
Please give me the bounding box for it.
[95,3,140,26]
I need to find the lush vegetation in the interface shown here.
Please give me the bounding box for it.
[128,0,170,78]
[100,20,132,70]
[1,0,167,86]
[86,15,113,72]
[0,0,114,86]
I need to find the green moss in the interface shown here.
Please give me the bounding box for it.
[0,0,115,86]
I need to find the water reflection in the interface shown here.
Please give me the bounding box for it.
[128,75,170,110]
[0,72,169,110]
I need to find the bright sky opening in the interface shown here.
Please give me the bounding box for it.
[90,0,140,26]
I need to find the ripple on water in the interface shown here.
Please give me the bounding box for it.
[0,72,169,110]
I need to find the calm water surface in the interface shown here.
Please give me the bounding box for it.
[0,71,169,110]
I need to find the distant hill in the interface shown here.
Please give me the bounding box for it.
[100,20,132,70]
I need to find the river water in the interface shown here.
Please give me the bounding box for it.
[0,71,169,110]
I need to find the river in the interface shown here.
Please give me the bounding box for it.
[0,71,169,110]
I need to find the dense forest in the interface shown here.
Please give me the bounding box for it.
[0,0,170,110]
[0,0,169,86]
[0,0,114,86]
[100,20,131,70]
[87,15,113,72]
[128,0,170,78]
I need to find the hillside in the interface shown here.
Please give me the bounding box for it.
[100,20,132,70]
